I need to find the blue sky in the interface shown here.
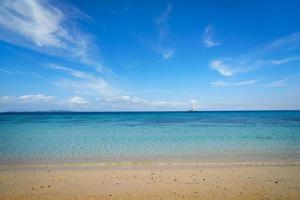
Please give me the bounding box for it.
[0,0,300,111]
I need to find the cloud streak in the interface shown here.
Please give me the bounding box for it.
[158,46,175,60]
[202,25,221,48]
[210,33,300,76]
[210,60,235,76]
[263,75,300,87]
[263,79,289,87]
[155,3,172,39]
[154,3,175,60]
[211,80,257,87]
[47,64,119,98]
[0,0,102,70]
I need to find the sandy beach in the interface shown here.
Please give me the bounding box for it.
[1,162,299,200]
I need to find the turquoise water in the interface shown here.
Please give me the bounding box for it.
[0,111,300,164]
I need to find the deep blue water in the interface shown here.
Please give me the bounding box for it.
[0,111,300,164]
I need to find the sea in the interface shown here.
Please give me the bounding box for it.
[0,111,300,164]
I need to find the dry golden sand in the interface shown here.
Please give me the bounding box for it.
[0,163,300,200]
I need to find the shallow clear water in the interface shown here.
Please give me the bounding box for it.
[0,111,300,164]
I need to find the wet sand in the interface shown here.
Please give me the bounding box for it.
[0,163,300,200]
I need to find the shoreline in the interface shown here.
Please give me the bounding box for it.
[1,159,300,171]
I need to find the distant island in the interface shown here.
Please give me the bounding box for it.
[186,109,198,112]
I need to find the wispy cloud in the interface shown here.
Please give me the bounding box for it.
[202,25,221,48]
[263,75,300,87]
[153,3,175,60]
[46,64,94,79]
[210,33,300,76]
[158,46,175,60]
[263,79,289,87]
[0,68,43,79]
[211,75,300,88]
[0,68,13,74]
[211,80,257,87]
[155,3,172,39]
[210,60,235,76]
[46,64,119,98]
[0,0,102,71]
[270,56,300,65]
[261,32,300,53]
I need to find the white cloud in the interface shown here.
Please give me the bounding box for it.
[46,63,93,79]
[47,64,119,98]
[155,3,172,39]
[0,68,43,79]
[211,80,257,87]
[55,78,117,97]
[0,95,88,111]
[150,99,202,109]
[264,79,288,87]
[19,94,55,102]
[0,93,202,111]
[202,25,221,48]
[210,60,235,76]
[159,46,175,60]
[0,0,64,48]
[151,99,201,109]
[210,32,300,76]
[152,101,182,107]
[0,94,55,104]
[262,32,300,53]
[189,99,201,109]
[0,0,101,70]
[270,56,300,65]
[115,95,147,104]
[153,3,175,60]
[63,96,89,106]
[262,75,300,87]
[0,96,16,103]
[103,94,202,110]
[0,68,12,74]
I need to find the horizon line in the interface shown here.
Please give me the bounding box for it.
[1,109,300,114]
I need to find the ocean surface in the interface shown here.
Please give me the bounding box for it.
[0,111,300,164]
